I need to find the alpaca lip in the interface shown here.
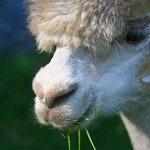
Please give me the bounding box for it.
[68,103,94,128]
[82,103,93,119]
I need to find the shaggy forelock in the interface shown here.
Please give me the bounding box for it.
[27,0,149,53]
[27,0,127,52]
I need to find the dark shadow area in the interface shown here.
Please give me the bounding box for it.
[0,0,35,56]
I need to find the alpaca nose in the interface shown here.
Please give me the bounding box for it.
[46,83,77,108]
[46,83,78,108]
[33,82,78,108]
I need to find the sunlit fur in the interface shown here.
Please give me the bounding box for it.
[28,0,149,53]
[28,0,150,139]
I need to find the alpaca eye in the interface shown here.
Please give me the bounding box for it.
[126,30,147,44]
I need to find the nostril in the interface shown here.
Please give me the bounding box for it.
[47,83,78,108]
[32,82,44,99]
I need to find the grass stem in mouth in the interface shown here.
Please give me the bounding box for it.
[67,133,71,150]
[85,127,96,150]
[84,116,90,121]
[78,129,81,150]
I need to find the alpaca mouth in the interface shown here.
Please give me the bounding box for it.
[68,103,94,129]
[118,16,150,44]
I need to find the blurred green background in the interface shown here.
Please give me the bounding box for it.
[0,0,132,150]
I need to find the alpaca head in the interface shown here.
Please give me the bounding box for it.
[28,0,150,129]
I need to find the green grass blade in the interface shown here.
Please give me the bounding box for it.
[84,116,90,121]
[67,133,71,150]
[78,129,81,150]
[85,128,96,150]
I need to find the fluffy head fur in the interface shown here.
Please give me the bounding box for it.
[27,0,149,53]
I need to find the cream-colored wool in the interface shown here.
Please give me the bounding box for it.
[27,0,134,52]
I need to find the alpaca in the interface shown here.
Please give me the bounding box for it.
[27,0,150,150]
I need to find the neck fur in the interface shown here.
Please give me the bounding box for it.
[120,102,150,150]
